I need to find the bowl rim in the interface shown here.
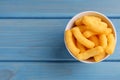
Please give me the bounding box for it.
[64,11,117,64]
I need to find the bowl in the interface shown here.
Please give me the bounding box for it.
[64,11,117,63]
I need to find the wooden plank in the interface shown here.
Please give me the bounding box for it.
[0,47,72,60]
[0,19,72,60]
[0,62,119,80]
[0,0,120,17]
[0,19,68,47]
[0,19,119,60]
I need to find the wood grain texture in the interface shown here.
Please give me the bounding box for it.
[0,19,119,61]
[0,0,120,80]
[0,62,119,80]
[0,0,120,17]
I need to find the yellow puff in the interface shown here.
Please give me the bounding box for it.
[83,30,97,38]
[106,33,116,54]
[89,35,99,47]
[75,18,83,26]
[99,34,107,49]
[76,41,86,52]
[71,27,95,48]
[94,51,106,62]
[77,46,104,60]
[104,28,112,35]
[65,30,80,56]
[77,25,87,33]
[82,16,107,33]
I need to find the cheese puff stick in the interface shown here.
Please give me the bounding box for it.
[94,51,106,62]
[106,33,116,54]
[76,41,86,52]
[77,25,87,33]
[83,30,97,38]
[77,46,104,60]
[89,35,99,47]
[104,28,112,35]
[75,18,83,26]
[65,30,80,56]
[82,16,107,33]
[72,27,95,48]
[99,34,107,49]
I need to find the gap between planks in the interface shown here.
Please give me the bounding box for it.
[0,60,119,62]
[0,16,119,19]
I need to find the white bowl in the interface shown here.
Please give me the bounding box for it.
[64,11,117,63]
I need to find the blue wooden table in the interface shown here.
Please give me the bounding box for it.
[0,0,120,80]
